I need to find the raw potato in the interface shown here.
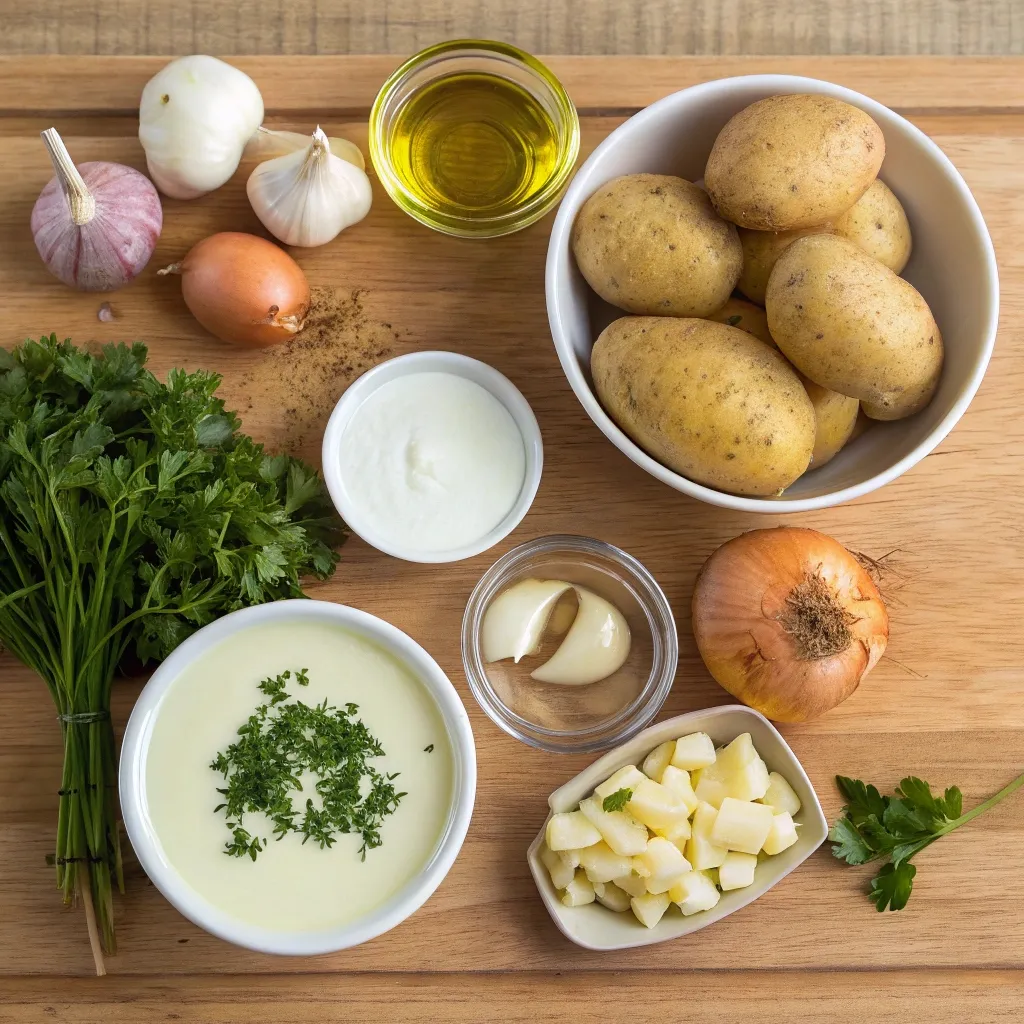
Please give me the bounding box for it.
[540,843,576,890]
[579,841,635,884]
[705,94,885,230]
[833,179,912,273]
[546,810,601,852]
[710,798,775,855]
[561,870,596,907]
[591,317,815,497]
[630,891,671,928]
[766,235,943,420]
[642,740,676,783]
[595,765,647,799]
[736,225,835,305]
[705,297,774,344]
[571,174,742,317]
[805,379,860,467]
[669,870,721,916]
[719,851,758,891]
[761,772,802,816]
[595,881,633,912]
[660,766,699,814]
[762,812,800,855]
[686,801,728,870]
[579,796,649,856]
[671,733,717,771]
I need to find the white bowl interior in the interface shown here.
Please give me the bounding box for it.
[526,705,828,951]
[119,600,477,956]
[547,74,999,512]
[321,350,544,562]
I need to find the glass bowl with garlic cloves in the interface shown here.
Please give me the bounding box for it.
[462,536,678,753]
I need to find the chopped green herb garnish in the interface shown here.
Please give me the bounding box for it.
[212,669,405,861]
[424,744,434,753]
[602,788,633,812]
[830,772,1024,911]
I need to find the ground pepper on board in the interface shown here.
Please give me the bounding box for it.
[235,287,401,460]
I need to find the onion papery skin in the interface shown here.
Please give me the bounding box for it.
[31,162,163,292]
[172,232,311,347]
[691,527,889,723]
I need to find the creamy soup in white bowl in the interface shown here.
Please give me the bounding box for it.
[119,600,476,955]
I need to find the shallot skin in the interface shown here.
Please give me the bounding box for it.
[31,162,162,292]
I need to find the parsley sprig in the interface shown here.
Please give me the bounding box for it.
[212,669,406,861]
[829,771,1024,911]
[0,336,345,958]
[602,787,633,812]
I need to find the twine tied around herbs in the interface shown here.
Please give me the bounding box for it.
[57,710,110,725]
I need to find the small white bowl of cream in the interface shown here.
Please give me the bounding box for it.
[322,352,543,563]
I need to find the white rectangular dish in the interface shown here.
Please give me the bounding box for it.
[526,704,828,950]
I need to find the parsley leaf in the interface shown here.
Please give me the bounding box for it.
[602,788,633,812]
[830,772,1024,912]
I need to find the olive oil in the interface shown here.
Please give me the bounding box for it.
[389,72,560,221]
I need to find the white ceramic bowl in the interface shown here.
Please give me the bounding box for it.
[546,74,999,513]
[322,351,544,562]
[119,599,477,956]
[527,705,828,950]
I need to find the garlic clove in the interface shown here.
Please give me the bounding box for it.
[246,126,373,247]
[531,586,631,686]
[481,579,574,664]
[245,126,365,170]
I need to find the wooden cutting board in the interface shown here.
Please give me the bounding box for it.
[1,55,1023,1021]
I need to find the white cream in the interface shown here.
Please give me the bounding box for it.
[336,371,526,554]
[144,620,453,933]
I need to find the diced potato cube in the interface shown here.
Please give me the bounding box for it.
[710,798,775,855]
[628,778,689,834]
[719,851,758,890]
[579,841,635,884]
[660,765,699,815]
[561,870,596,907]
[559,849,581,870]
[614,871,649,897]
[642,740,676,783]
[716,732,758,772]
[631,891,671,929]
[761,772,803,816]
[653,815,691,843]
[595,881,633,913]
[539,843,576,890]
[579,796,649,856]
[546,810,602,851]
[694,761,731,809]
[762,811,800,855]
[671,732,717,770]
[595,764,647,799]
[669,870,721,916]
[635,836,692,894]
[686,801,729,870]
[727,757,771,801]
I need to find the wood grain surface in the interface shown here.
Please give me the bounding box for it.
[1,55,1023,1020]
[3,0,1022,57]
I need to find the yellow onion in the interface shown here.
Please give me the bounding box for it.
[159,232,309,347]
[691,527,888,722]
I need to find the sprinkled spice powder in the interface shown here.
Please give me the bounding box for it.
[234,287,403,458]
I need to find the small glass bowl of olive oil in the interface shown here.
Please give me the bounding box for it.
[370,40,580,238]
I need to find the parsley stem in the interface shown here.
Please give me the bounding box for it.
[937,770,1024,838]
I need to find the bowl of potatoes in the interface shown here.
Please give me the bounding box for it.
[546,75,999,511]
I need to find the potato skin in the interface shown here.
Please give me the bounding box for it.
[737,224,834,305]
[705,95,885,230]
[591,317,815,496]
[804,381,859,467]
[571,174,742,317]
[705,297,774,346]
[833,179,912,273]
[766,235,943,420]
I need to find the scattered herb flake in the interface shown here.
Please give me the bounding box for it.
[602,788,633,812]
[212,669,404,861]
[424,744,434,753]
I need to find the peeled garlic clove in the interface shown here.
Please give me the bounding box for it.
[481,579,573,664]
[531,586,631,686]
[245,126,365,170]
[246,126,372,247]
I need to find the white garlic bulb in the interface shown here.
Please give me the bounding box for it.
[245,126,365,171]
[246,127,373,247]
[139,55,264,200]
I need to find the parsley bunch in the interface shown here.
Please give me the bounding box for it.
[0,336,345,965]
[830,771,1024,911]
[212,669,406,862]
